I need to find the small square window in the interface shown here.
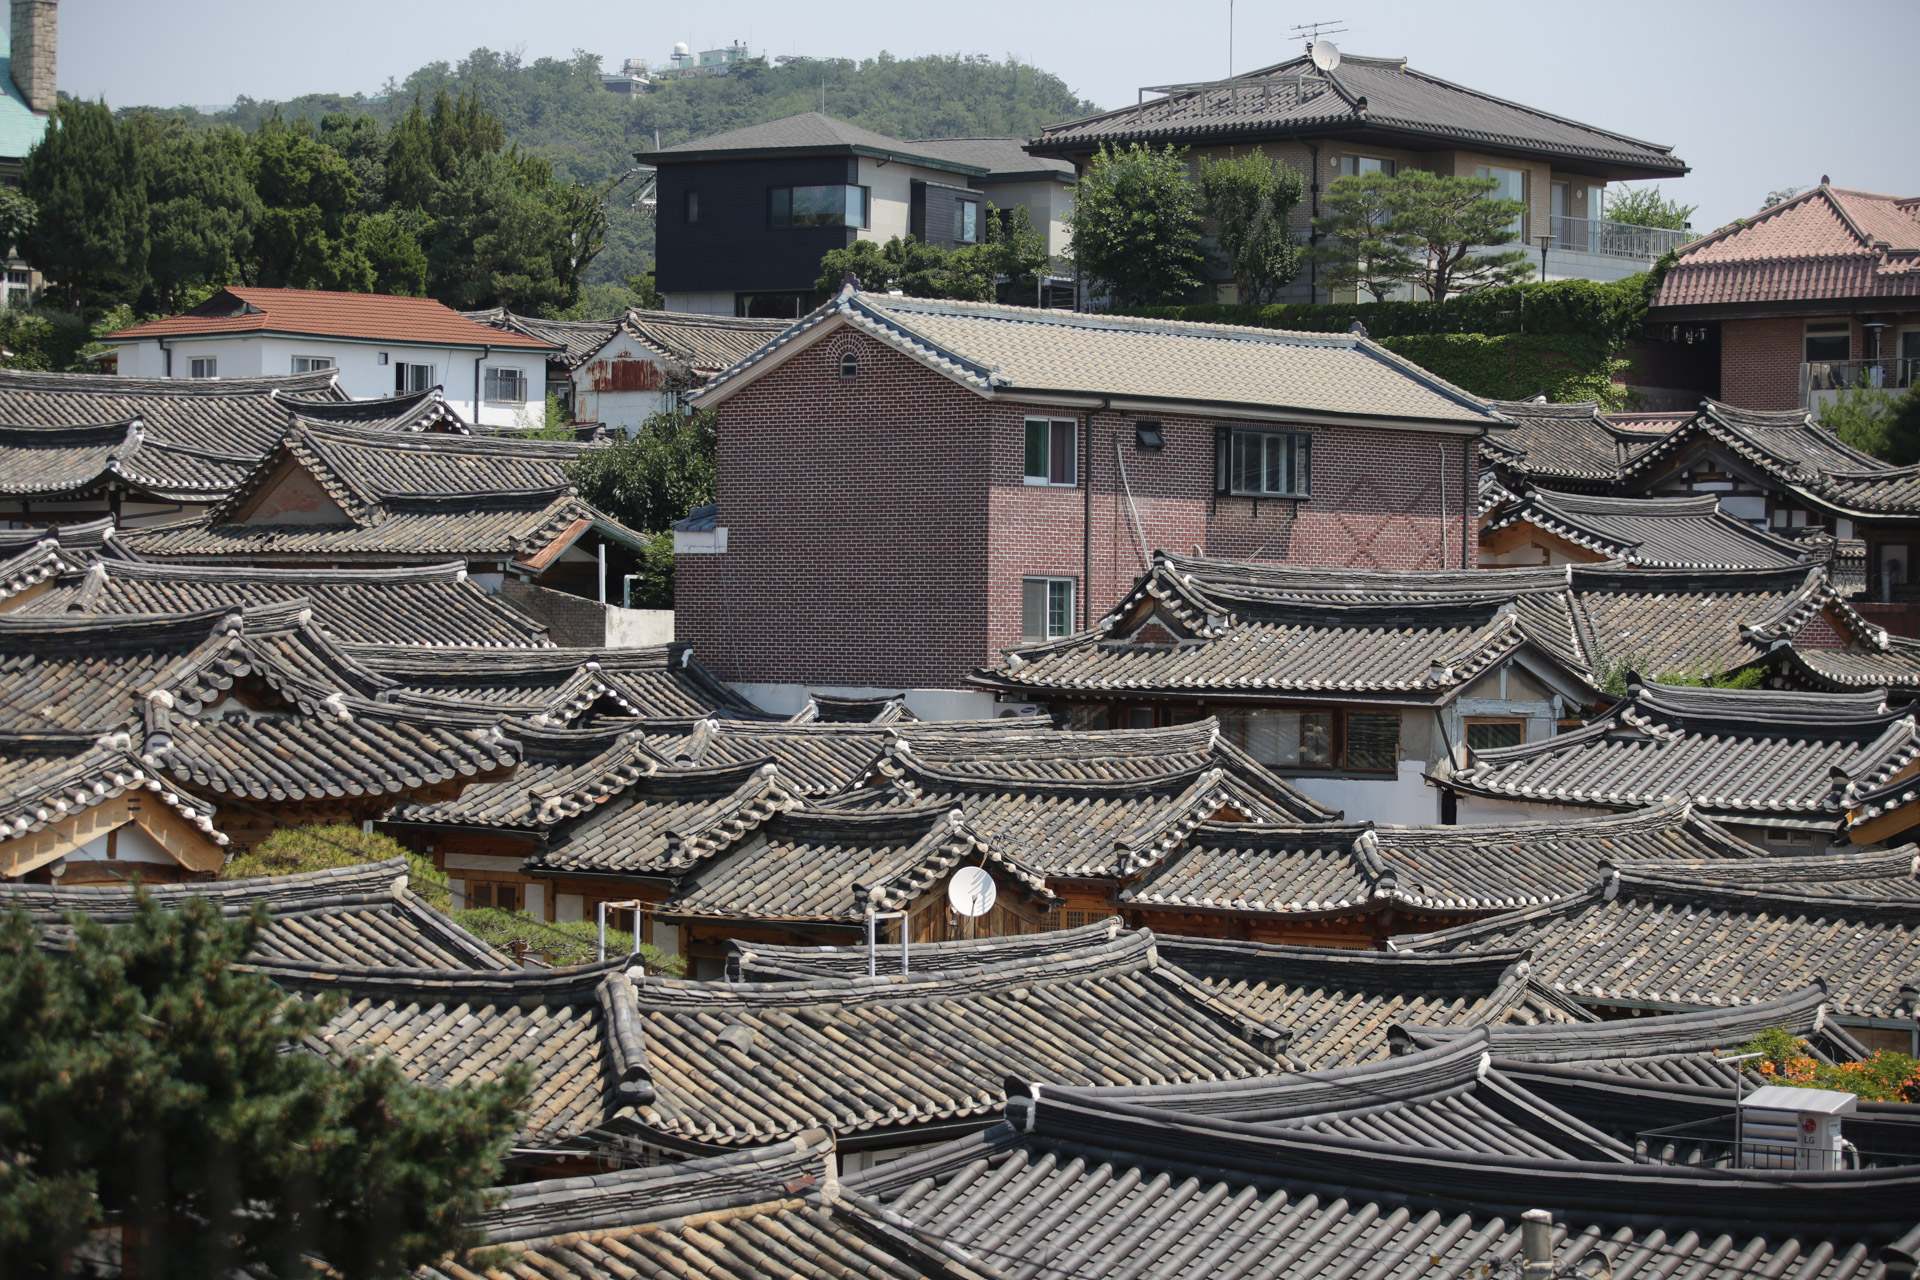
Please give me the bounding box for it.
[484,366,528,404]
[188,356,217,379]
[1135,421,1164,451]
[396,362,435,394]
[1024,418,1077,486]
[291,355,334,373]
[1219,428,1309,497]
[954,199,980,243]
[685,190,701,223]
[377,352,390,366]
[1021,577,1075,643]
[1467,719,1525,752]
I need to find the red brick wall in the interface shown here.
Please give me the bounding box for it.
[1720,316,1856,411]
[681,325,1480,690]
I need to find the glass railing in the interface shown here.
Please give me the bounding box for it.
[1549,214,1692,260]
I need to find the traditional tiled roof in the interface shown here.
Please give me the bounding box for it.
[728,915,1128,979]
[1396,983,1871,1089]
[0,604,521,817]
[618,309,795,377]
[6,859,509,969]
[658,805,1058,927]
[0,418,259,504]
[0,368,345,460]
[1156,937,1583,1070]
[462,309,620,368]
[823,729,1336,878]
[694,288,1503,427]
[1392,851,1920,1021]
[0,737,227,874]
[12,558,553,648]
[845,1092,1918,1277]
[786,691,915,724]
[349,642,765,722]
[1483,400,1672,489]
[618,927,1281,1151]
[0,517,133,606]
[273,960,647,1149]
[384,724,657,833]
[904,135,1075,180]
[1484,487,1807,568]
[274,385,470,433]
[1653,184,1920,312]
[522,760,802,877]
[1032,53,1687,177]
[105,287,560,350]
[644,717,1060,796]
[1770,638,1920,692]
[1447,680,1920,825]
[1124,803,1768,919]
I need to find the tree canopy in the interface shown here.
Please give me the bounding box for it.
[1196,150,1304,305]
[566,408,718,608]
[0,893,525,1277]
[1601,183,1696,231]
[1308,170,1532,304]
[1067,143,1206,306]
[813,205,1049,301]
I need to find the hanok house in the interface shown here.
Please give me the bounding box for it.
[0,602,519,875]
[102,286,558,429]
[0,367,346,529]
[1479,486,1811,569]
[1480,398,1679,498]
[115,419,655,637]
[468,306,790,429]
[1646,183,1920,413]
[680,285,1503,717]
[1031,47,1690,301]
[1442,680,1920,852]
[1391,847,1920,1050]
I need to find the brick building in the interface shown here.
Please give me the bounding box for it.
[1647,184,1920,412]
[678,287,1500,715]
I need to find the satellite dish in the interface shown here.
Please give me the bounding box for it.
[948,866,997,918]
[1311,40,1341,73]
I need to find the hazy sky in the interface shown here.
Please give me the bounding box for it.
[62,0,1918,232]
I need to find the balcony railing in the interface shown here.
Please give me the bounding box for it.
[1803,357,1920,395]
[1549,214,1692,261]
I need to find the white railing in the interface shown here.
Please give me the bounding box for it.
[1550,214,1691,260]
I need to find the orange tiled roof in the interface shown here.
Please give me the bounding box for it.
[1653,185,1920,310]
[105,287,559,351]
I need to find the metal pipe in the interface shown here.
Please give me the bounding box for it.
[472,344,493,423]
[598,541,607,605]
[1520,1209,1554,1280]
[597,900,608,962]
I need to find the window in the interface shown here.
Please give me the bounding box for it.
[291,355,334,373]
[1763,827,1816,848]
[1475,165,1528,238]
[1135,421,1165,451]
[395,362,434,394]
[1337,155,1396,177]
[770,184,870,229]
[1127,708,1155,729]
[1217,707,1401,771]
[839,352,858,379]
[685,189,701,223]
[484,366,528,404]
[1024,418,1077,486]
[1347,712,1401,770]
[954,199,981,243]
[466,881,520,911]
[1466,719,1525,752]
[1218,428,1309,497]
[188,356,217,379]
[1804,321,1851,364]
[1021,577,1075,642]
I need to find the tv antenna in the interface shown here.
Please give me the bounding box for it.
[1289,19,1348,55]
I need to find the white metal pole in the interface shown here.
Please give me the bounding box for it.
[597,901,608,962]
[866,910,877,978]
[598,542,607,605]
[901,912,910,975]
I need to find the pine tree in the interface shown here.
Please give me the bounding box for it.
[245,123,375,291]
[128,115,261,311]
[1307,172,1419,302]
[19,98,148,315]
[382,97,438,211]
[1389,170,1534,303]
[0,895,526,1278]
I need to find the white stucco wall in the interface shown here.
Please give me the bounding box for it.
[569,329,680,431]
[732,681,1012,722]
[71,822,176,865]
[1289,761,1440,825]
[111,336,548,428]
[1454,794,1606,825]
[605,607,674,646]
[978,178,1074,257]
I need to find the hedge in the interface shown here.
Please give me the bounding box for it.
[1115,270,1665,348]
[1379,332,1628,408]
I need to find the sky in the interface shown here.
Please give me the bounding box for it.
[61,0,1919,233]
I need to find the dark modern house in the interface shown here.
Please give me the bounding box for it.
[644,112,1073,317]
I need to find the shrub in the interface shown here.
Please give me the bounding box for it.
[1735,1026,1920,1103]
[1379,332,1628,407]
[220,823,449,913]
[453,907,685,975]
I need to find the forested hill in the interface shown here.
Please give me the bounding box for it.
[130,50,1101,287]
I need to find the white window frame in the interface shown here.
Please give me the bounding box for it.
[1023,417,1077,487]
[484,365,528,405]
[1021,576,1076,643]
[395,362,435,395]
[1218,427,1311,498]
[1475,164,1528,239]
[187,356,217,379]
[291,355,335,373]
[955,198,981,243]
[1337,154,1396,177]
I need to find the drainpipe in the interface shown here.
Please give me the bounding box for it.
[597,541,608,605]
[1306,142,1321,304]
[472,345,493,423]
[158,337,171,378]
[1083,399,1109,628]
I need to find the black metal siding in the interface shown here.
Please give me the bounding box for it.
[655,156,861,294]
[910,179,984,252]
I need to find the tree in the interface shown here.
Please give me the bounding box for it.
[566,408,717,536]
[1759,185,1805,211]
[424,150,588,312]
[1602,184,1696,231]
[1066,143,1205,306]
[20,98,148,315]
[358,209,430,295]
[382,96,438,211]
[128,116,260,312]
[0,185,35,256]
[0,895,526,1277]
[454,907,684,973]
[1197,150,1304,304]
[221,822,451,912]
[1388,170,1533,303]
[814,233,994,301]
[1306,172,1418,301]
[246,122,374,291]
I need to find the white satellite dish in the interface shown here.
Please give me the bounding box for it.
[1310,40,1341,73]
[948,866,997,918]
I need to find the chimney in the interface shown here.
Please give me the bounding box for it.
[10,0,56,116]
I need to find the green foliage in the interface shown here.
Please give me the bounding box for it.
[1824,385,1920,465]
[0,307,98,372]
[1592,656,1766,698]
[1736,1025,1920,1103]
[1602,183,1696,231]
[815,204,1048,302]
[220,823,450,914]
[1116,273,1656,347]
[425,149,590,312]
[246,122,375,291]
[1197,150,1304,304]
[453,907,685,975]
[0,895,525,1277]
[0,184,36,253]
[555,273,659,321]
[1387,170,1534,302]
[1067,143,1205,306]
[521,391,578,439]
[628,528,678,610]
[1378,333,1627,407]
[130,118,259,311]
[21,98,149,316]
[817,235,960,297]
[566,408,717,534]
[1760,185,1805,212]
[1306,171,1416,302]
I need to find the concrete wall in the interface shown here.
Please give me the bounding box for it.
[1291,761,1440,824]
[570,328,680,429]
[112,336,547,428]
[606,606,674,646]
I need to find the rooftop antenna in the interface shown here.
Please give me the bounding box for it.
[1290,18,1349,57]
